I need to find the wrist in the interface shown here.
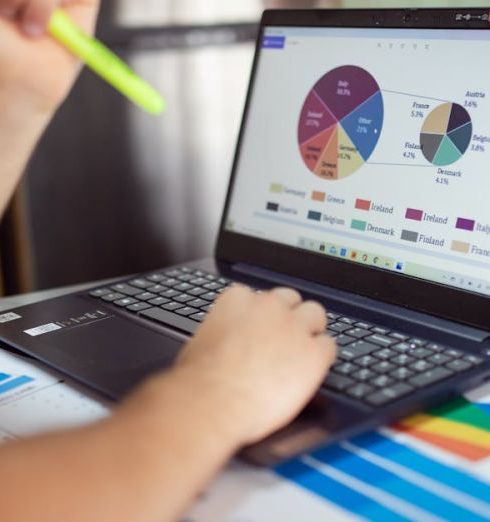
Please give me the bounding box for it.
[115,367,246,458]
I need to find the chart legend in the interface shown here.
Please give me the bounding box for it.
[298,66,384,180]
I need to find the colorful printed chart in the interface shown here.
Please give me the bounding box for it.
[298,66,384,180]
[420,102,473,166]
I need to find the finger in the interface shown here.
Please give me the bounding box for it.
[0,0,25,18]
[314,334,338,367]
[294,300,327,334]
[20,0,56,36]
[270,287,302,308]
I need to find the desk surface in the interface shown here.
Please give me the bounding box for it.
[0,287,489,521]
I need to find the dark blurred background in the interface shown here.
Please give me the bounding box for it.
[0,0,483,295]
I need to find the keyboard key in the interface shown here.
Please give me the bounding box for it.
[366,334,395,347]
[339,341,378,360]
[389,367,414,380]
[193,270,206,277]
[101,292,125,302]
[365,383,414,406]
[355,321,373,330]
[345,328,371,339]
[409,367,454,388]
[201,304,214,313]
[335,335,356,347]
[447,349,463,358]
[374,348,396,360]
[129,278,153,289]
[202,292,218,301]
[391,354,415,366]
[372,375,394,388]
[160,289,180,299]
[148,297,170,306]
[162,302,184,312]
[339,317,356,325]
[428,353,452,365]
[347,383,374,399]
[335,362,360,375]
[139,307,199,334]
[188,298,208,308]
[427,343,444,352]
[175,283,193,292]
[135,292,157,301]
[188,287,207,297]
[446,359,473,372]
[324,373,355,391]
[178,274,195,282]
[148,284,166,293]
[371,326,390,335]
[328,323,352,334]
[203,282,223,291]
[409,360,434,373]
[160,278,179,288]
[357,355,377,367]
[90,288,111,297]
[146,273,165,282]
[411,348,433,359]
[190,312,207,322]
[371,361,396,374]
[176,307,199,317]
[327,312,340,321]
[163,270,182,278]
[390,332,409,342]
[392,342,411,353]
[174,294,194,304]
[126,302,152,312]
[114,297,138,307]
[408,338,427,347]
[353,368,376,382]
[180,267,192,273]
[190,278,208,286]
[111,284,141,296]
[464,354,484,365]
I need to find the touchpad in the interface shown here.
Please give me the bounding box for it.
[36,316,184,400]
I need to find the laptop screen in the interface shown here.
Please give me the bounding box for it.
[224,25,490,297]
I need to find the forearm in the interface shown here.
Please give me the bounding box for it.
[0,369,239,522]
[0,91,53,216]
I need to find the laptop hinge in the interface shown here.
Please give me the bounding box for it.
[231,262,490,344]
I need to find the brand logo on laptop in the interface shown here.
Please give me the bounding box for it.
[456,12,490,22]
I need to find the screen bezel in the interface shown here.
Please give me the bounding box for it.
[216,8,490,331]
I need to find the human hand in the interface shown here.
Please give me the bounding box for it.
[176,285,337,446]
[0,0,100,114]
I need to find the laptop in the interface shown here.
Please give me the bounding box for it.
[2,7,490,465]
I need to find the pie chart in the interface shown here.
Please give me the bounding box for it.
[420,103,472,166]
[298,66,384,180]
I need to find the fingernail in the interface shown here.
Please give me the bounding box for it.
[23,22,44,37]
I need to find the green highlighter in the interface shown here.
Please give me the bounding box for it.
[48,9,166,115]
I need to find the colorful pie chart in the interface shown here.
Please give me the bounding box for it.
[298,66,384,180]
[420,103,473,166]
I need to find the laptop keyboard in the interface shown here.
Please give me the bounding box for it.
[88,266,486,409]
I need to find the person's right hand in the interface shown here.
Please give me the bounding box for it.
[175,285,337,446]
[0,0,100,115]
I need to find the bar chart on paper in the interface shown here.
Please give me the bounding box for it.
[0,350,109,440]
[298,66,384,180]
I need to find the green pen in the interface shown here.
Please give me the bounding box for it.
[48,9,166,115]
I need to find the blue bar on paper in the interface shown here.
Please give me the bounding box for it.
[276,458,410,522]
[0,373,11,383]
[312,443,487,522]
[262,35,286,49]
[0,375,34,394]
[350,432,490,504]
